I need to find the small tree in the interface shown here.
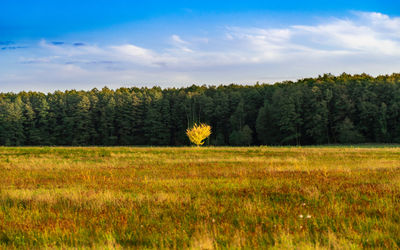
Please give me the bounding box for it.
[186,123,211,146]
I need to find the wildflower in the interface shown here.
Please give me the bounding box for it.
[299,214,303,218]
[306,214,312,219]
[212,218,215,223]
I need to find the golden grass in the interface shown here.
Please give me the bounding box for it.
[0,146,400,248]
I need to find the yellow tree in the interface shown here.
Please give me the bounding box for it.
[186,123,211,146]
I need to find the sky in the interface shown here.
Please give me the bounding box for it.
[1,0,400,92]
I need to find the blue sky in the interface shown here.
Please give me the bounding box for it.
[1,0,400,92]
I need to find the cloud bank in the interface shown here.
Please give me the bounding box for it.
[1,12,400,92]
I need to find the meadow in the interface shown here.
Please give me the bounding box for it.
[1,146,400,249]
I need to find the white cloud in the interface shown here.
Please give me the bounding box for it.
[2,11,400,92]
[110,44,159,65]
[171,34,188,45]
[292,18,400,55]
[170,35,193,53]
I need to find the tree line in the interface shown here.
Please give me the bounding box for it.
[1,73,400,146]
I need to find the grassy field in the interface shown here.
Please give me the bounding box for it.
[1,146,400,249]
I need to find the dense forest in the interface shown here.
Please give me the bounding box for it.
[1,73,400,146]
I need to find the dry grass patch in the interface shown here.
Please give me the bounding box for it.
[1,146,400,248]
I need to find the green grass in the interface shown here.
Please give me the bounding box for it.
[1,146,400,249]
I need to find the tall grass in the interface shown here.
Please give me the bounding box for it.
[1,146,400,248]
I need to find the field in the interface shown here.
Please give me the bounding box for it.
[1,146,400,249]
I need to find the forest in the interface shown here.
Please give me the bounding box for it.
[1,73,400,146]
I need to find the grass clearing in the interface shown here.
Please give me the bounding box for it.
[1,146,400,248]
